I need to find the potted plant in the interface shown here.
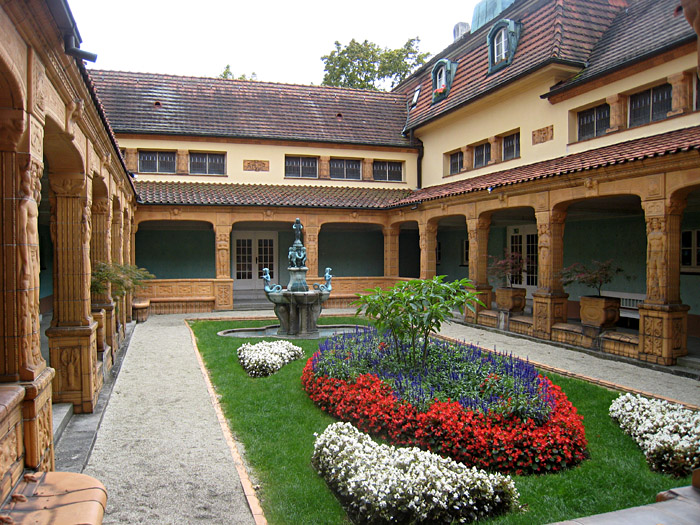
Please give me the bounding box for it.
[488,251,527,313]
[559,259,623,330]
[91,262,155,324]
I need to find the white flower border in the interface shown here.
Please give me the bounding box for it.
[237,340,303,377]
[609,393,700,476]
[312,422,520,523]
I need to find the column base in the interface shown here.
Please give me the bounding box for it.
[465,285,492,323]
[20,366,56,470]
[638,303,689,365]
[46,323,99,414]
[532,292,568,340]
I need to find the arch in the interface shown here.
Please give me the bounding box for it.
[318,221,384,277]
[0,41,25,111]
[43,116,84,176]
[434,214,469,281]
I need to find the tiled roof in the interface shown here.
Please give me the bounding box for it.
[393,125,700,206]
[89,70,414,148]
[549,0,696,94]
[135,181,413,208]
[136,126,700,208]
[400,0,692,131]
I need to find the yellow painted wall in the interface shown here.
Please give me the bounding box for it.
[118,137,419,189]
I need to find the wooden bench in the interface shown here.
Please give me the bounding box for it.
[600,291,645,319]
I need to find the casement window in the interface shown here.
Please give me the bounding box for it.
[373,161,403,182]
[473,142,491,168]
[681,229,700,271]
[329,158,361,180]
[629,83,672,127]
[285,156,318,178]
[502,132,520,160]
[138,151,176,173]
[487,19,522,74]
[578,104,610,141]
[190,152,225,175]
[431,59,458,103]
[461,239,469,266]
[449,151,463,175]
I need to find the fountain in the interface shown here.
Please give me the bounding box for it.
[262,218,332,338]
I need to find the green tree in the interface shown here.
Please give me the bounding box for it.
[219,64,257,81]
[321,37,429,90]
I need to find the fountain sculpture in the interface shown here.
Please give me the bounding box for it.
[262,218,332,337]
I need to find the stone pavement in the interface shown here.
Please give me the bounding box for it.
[53,309,699,524]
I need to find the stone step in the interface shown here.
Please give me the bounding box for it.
[676,355,700,371]
[232,300,272,311]
[52,403,73,443]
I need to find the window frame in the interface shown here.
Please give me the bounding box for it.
[431,59,458,104]
[189,152,226,175]
[487,19,522,74]
[285,156,318,179]
[502,132,520,161]
[681,229,700,273]
[493,27,508,64]
[473,142,491,169]
[577,103,610,141]
[461,239,469,266]
[372,160,403,182]
[449,150,464,175]
[629,83,672,128]
[329,158,362,180]
[138,150,176,174]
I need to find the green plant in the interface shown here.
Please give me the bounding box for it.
[91,262,154,300]
[488,251,525,288]
[352,276,483,369]
[559,259,623,296]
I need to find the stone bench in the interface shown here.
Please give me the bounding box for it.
[132,298,151,323]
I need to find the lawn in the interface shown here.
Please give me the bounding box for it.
[189,317,692,525]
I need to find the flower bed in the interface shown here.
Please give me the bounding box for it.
[312,421,520,524]
[609,393,700,477]
[303,330,588,475]
[237,340,303,377]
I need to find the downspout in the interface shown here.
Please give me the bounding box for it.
[410,129,424,189]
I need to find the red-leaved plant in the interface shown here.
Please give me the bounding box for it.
[559,259,623,296]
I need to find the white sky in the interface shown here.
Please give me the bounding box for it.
[67,0,482,86]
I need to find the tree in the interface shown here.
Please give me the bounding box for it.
[321,37,429,90]
[219,64,257,81]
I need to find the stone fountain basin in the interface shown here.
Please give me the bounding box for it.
[265,290,331,305]
[217,324,365,340]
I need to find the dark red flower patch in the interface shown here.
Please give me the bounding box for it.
[302,355,588,475]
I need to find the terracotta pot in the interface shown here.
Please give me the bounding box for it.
[495,287,526,313]
[579,296,620,329]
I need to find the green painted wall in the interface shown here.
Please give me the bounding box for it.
[277,230,294,284]
[436,229,469,280]
[136,229,215,278]
[399,230,420,278]
[39,224,53,299]
[319,230,383,277]
[681,211,700,314]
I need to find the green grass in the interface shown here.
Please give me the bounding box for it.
[189,317,691,525]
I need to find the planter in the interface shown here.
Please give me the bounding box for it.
[495,287,527,313]
[579,295,620,329]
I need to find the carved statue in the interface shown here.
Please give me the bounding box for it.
[676,0,700,72]
[262,268,282,293]
[646,218,667,301]
[292,218,303,243]
[287,244,307,268]
[314,268,333,292]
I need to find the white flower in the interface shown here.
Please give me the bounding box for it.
[237,340,303,377]
[610,393,700,476]
[312,422,519,523]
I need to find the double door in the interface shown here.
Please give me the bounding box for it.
[507,225,538,297]
[233,232,277,291]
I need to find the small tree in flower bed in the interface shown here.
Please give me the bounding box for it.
[303,329,588,475]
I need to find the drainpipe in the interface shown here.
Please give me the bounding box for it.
[410,130,424,189]
[64,35,97,62]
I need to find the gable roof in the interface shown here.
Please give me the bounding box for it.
[89,70,415,149]
[400,0,693,132]
[135,126,700,208]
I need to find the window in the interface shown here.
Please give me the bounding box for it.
[190,152,225,175]
[487,19,522,74]
[436,242,442,265]
[681,229,700,271]
[285,156,318,178]
[503,132,520,160]
[629,83,672,127]
[431,59,458,103]
[449,151,463,175]
[461,239,469,266]
[373,161,402,182]
[329,158,361,180]
[138,151,175,173]
[578,103,610,140]
[474,142,491,168]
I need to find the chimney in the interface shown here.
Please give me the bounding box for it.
[453,22,470,41]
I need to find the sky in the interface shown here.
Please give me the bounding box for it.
[67,0,482,86]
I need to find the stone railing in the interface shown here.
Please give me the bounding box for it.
[306,276,411,308]
[137,279,233,313]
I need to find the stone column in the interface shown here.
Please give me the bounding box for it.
[667,72,693,117]
[46,177,99,413]
[383,225,400,277]
[466,216,492,320]
[107,202,122,349]
[123,210,132,323]
[639,199,689,365]
[606,94,628,133]
[214,224,233,310]
[488,136,502,165]
[418,221,438,280]
[532,209,568,339]
[305,225,320,278]
[318,157,330,180]
[90,196,113,370]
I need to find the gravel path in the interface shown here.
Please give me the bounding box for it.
[83,314,256,525]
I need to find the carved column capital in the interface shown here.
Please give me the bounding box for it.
[0,108,26,151]
[50,177,86,197]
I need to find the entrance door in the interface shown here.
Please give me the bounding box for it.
[507,225,538,297]
[232,231,277,291]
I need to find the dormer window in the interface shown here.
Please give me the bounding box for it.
[431,59,458,104]
[487,19,521,74]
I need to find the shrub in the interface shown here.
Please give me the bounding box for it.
[609,393,700,477]
[312,422,520,524]
[237,340,303,377]
[559,259,623,296]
